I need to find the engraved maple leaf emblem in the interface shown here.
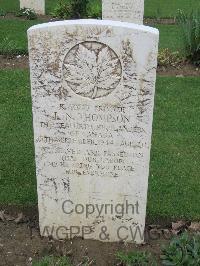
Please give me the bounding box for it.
[63,42,122,99]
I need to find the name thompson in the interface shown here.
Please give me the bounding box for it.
[62,200,139,218]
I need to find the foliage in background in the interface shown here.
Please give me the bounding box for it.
[116,251,157,266]
[52,0,89,19]
[33,256,71,266]
[72,0,89,18]
[158,48,183,68]
[177,10,200,66]
[52,0,72,19]
[86,0,101,18]
[0,9,6,16]
[161,232,200,265]
[16,8,37,20]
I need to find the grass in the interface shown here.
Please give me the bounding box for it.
[0,20,42,55]
[145,0,200,18]
[32,256,72,266]
[156,24,184,53]
[116,251,156,265]
[0,70,36,204]
[0,0,19,13]
[0,70,200,220]
[148,76,200,221]
[0,20,184,55]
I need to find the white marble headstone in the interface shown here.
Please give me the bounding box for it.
[28,20,159,243]
[20,0,45,15]
[102,0,144,24]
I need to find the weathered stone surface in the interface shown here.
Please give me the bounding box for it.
[28,20,159,243]
[20,0,45,15]
[102,0,144,24]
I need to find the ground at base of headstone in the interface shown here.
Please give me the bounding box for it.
[0,218,166,266]
[0,207,199,266]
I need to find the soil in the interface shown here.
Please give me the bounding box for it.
[0,55,29,70]
[0,13,53,22]
[144,18,176,25]
[0,206,173,266]
[1,13,176,25]
[0,55,199,77]
[0,223,166,266]
[157,64,200,77]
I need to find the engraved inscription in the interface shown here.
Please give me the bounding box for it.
[63,41,122,99]
[102,0,144,24]
[28,20,159,244]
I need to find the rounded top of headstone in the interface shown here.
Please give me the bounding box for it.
[27,19,159,36]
